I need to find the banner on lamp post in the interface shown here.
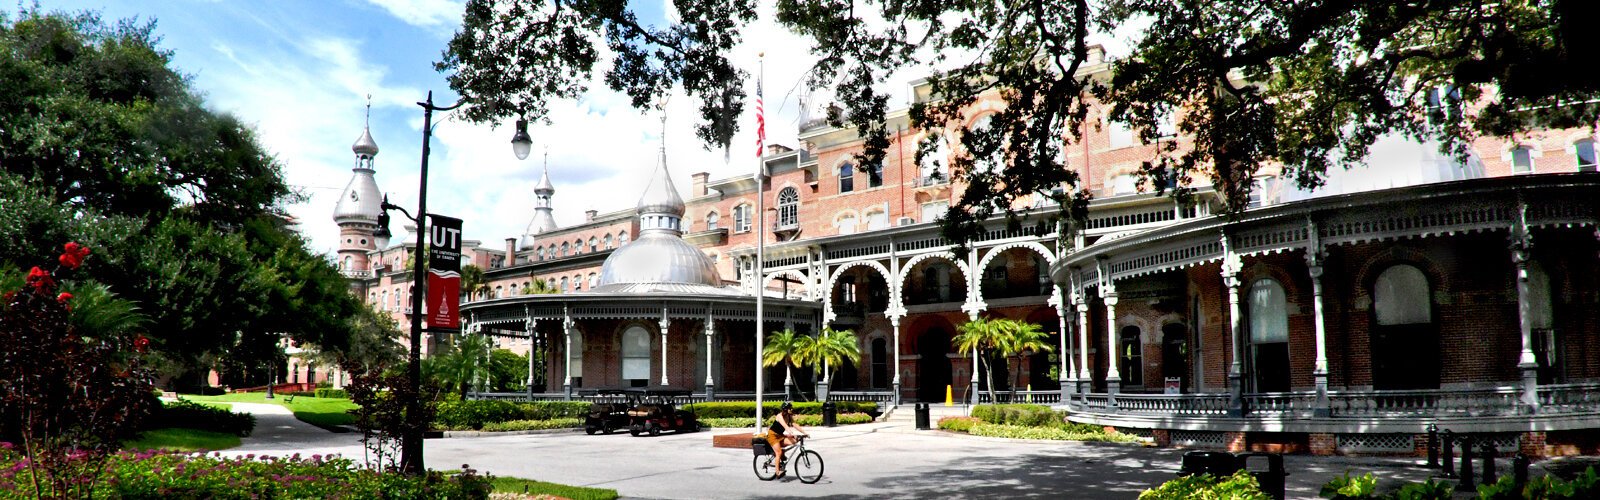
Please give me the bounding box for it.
[426,214,462,331]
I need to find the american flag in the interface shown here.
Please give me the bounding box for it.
[754,73,765,161]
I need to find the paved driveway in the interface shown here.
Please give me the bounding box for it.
[421,422,1444,499]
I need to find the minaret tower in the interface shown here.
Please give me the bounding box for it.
[333,97,383,274]
[519,151,560,249]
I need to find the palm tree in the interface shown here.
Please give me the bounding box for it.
[522,279,559,295]
[460,264,487,301]
[996,320,1054,399]
[433,333,492,398]
[954,317,1006,404]
[762,329,810,400]
[803,328,862,400]
[62,281,148,339]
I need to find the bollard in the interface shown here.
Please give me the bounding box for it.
[1513,453,1530,490]
[1236,453,1288,500]
[1426,423,1440,468]
[1457,436,1475,492]
[1481,441,1497,486]
[1441,430,1457,478]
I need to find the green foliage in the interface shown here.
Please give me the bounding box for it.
[970,404,1061,428]
[762,329,808,392]
[1320,472,1379,499]
[487,349,529,392]
[1141,471,1271,500]
[519,401,590,420]
[937,416,981,432]
[478,418,582,432]
[701,413,873,428]
[426,333,494,399]
[313,388,348,399]
[122,428,240,452]
[1474,467,1600,500]
[0,449,494,499]
[434,400,524,430]
[488,475,619,500]
[460,264,488,300]
[153,399,255,437]
[966,423,1139,443]
[803,328,862,390]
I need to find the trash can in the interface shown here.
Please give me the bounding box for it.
[1235,452,1287,500]
[914,403,931,430]
[822,401,838,427]
[1177,451,1238,477]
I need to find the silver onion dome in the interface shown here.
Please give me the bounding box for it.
[332,172,382,223]
[352,127,379,157]
[593,128,728,293]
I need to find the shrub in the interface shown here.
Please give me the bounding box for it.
[0,450,494,499]
[519,401,589,420]
[700,413,874,428]
[153,399,256,437]
[479,418,582,432]
[313,388,349,399]
[434,400,524,430]
[965,423,1140,443]
[971,404,1060,427]
[1140,470,1269,500]
[938,416,980,432]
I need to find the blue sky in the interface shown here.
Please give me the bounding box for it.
[46,0,814,257]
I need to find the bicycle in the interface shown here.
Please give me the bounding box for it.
[753,435,824,484]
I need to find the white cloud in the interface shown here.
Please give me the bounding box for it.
[362,0,465,31]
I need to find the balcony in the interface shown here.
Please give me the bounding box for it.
[830,302,864,327]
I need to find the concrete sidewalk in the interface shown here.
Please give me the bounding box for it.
[225,402,364,456]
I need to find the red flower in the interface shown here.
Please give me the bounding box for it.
[58,242,91,270]
[133,336,150,353]
[25,266,54,292]
[57,292,72,303]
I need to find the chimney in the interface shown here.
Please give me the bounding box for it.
[585,209,598,222]
[691,172,710,197]
[1087,44,1106,65]
[504,238,516,266]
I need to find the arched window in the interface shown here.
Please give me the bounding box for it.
[1511,145,1536,173]
[838,163,855,193]
[706,211,720,231]
[493,286,502,299]
[1371,264,1438,390]
[560,277,569,292]
[1120,326,1143,386]
[871,338,889,389]
[603,234,613,249]
[1576,139,1597,171]
[573,239,582,254]
[1374,265,1431,326]
[588,237,598,252]
[342,256,352,270]
[622,326,651,384]
[920,134,951,186]
[1247,278,1289,392]
[864,207,889,230]
[559,242,569,257]
[619,231,629,245]
[733,204,752,233]
[777,188,799,227]
[570,275,581,291]
[866,162,884,188]
[588,273,598,288]
[394,289,403,309]
[379,291,387,311]
[568,329,584,387]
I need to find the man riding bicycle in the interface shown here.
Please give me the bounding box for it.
[765,401,808,478]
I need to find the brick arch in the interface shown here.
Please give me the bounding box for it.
[824,259,894,321]
[898,252,972,302]
[762,269,811,300]
[976,241,1057,273]
[1242,261,1305,301]
[1352,245,1450,299]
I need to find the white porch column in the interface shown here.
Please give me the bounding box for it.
[659,307,671,386]
[1512,202,1539,413]
[562,306,575,401]
[1076,300,1091,393]
[966,309,980,404]
[704,306,717,399]
[1053,286,1075,399]
[889,313,904,406]
[1221,238,1245,416]
[525,317,538,400]
[1306,219,1331,416]
[1097,258,1121,400]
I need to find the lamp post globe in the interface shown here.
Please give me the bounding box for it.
[511,119,533,160]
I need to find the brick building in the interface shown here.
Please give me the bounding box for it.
[335,48,1600,455]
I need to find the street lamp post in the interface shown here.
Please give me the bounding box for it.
[390,92,534,476]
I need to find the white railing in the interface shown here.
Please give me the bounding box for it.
[825,391,896,405]
[1111,393,1233,416]
[1537,382,1600,414]
[976,391,1062,405]
[1327,387,1522,418]
[1069,386,1568,419]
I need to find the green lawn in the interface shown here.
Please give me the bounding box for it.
[489,476,618,500]
[124,428,241,452]
[182,393,358,428]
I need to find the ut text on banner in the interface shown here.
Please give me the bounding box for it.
[426,214,463,331]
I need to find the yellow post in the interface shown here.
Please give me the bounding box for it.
[1026,384,1033,403]
[944,384,953,406]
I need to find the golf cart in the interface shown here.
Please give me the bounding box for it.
[624,388,701,436]
[582,389,635,435]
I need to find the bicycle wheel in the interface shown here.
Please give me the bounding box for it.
[794,450,824,484]
[753,454,778,481]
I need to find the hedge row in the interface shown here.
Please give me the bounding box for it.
[153,399,256,437]
[966,423,1139,443]
[937,416,980,432]
[970,404,1062,427]
[313,388,348,399]
[479,418,583,432]
[433,401,590,430]
[1140,470,1269,500]
[688,401,878,419]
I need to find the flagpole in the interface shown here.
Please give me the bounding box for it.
[754,52,767,432]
